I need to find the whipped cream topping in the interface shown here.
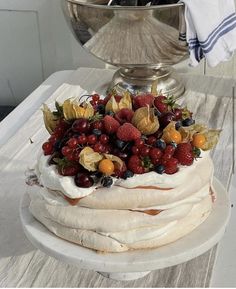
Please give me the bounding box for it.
[36,151,212,200]
[37,155,97,198]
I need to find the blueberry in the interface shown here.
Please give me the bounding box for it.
[124,142,133,152]
[154,109,162,117]
[123,170,134,179]
[115,139,126,149]
[155,139,166,150]
[92,129,102,136]
[101,176,113,188]
[175,120,182,130]
[155,164,165,174]
[90,172,103,183]
[97,104,105,114]
[182,118,195,127]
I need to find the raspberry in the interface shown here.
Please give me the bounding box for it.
[115,108,134,124]
[165,158,178,174]
[117,123,141,141]
[174,143,194,166]
[103,115,120,134]
[128,155,145,174]
[133,94,155,109]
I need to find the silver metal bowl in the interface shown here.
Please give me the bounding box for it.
[62,0,188,97]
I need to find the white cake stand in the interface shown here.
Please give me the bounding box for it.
[20,178,230,281]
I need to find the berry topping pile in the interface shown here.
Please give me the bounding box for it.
[42,91,220,188]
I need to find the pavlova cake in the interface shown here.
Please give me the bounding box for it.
[28,89,220,253]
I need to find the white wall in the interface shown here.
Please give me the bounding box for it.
[0,0,236,106]
[0,0,104,106]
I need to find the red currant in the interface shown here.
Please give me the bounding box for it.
[72,118,90,133]
[77,134,87,145]
[42,142,54,155]
[97,99,105,105]
[66,152,76,162]
[93,143,104,153]
[67,137,79,149]
[61,146,72,157]
[92,94,100,102]
[100,134,109,144]
[90,100,97,106]
[48,135,58,145]
[87,135,97,145]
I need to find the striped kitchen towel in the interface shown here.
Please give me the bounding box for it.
[180,0,236,67]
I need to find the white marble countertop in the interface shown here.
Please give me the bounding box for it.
[0,68,235,287]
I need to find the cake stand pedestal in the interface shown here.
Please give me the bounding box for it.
[20,178,230,281]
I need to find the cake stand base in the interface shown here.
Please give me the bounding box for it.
[98,271,151,281]
[108,66,185,99]
[20,178,230,281]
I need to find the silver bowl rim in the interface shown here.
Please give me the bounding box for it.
[66,0,184,10]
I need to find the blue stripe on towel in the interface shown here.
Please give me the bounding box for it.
[203,21,236,53]
[189,19,236,55]
[189,13,236,46]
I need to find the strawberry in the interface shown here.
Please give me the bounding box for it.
[149,148,162,161]
[128,155,145,174]
[117,123,141,141]
[174,143,194,166]
[115,108,134,124]
[133,94,155,109]
[165,158,178,174]
[103,115,120,134]
[154,95,168,113]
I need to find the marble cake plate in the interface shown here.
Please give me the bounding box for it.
[20,178,230,281]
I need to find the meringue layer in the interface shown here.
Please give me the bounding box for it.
[28,151,214,252]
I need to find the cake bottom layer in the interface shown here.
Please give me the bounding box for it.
[29,194,212,253]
